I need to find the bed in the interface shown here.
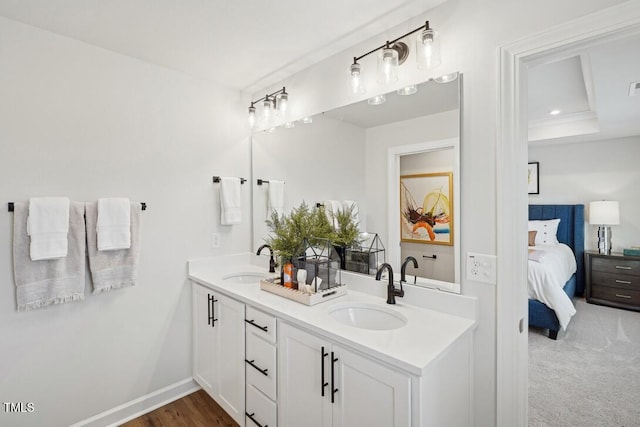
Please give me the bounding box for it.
[528,204,585,339]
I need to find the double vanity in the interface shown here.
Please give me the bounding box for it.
[188,253,477,427]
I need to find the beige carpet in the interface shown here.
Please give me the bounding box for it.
[528,299,640,427]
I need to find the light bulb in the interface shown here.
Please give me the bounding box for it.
[277,91,288,114]
[247,105,257,129]
[416,25,441,70]
[262,96,274,126]
[377,45,398,84]
[349,61,365,95]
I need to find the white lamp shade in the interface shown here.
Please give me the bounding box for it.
[589,201,620,225]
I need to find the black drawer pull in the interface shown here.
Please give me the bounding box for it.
[246,412,267,427]
[245,319,268,332]
[207,295,218,327]
[615,294,632,299]
[321,346,328,396]
[331,351,339,404]
[615,279,632,285]
[245,359,269,376]
[615,265,632,270]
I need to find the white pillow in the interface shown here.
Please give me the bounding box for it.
[528,219,561,245]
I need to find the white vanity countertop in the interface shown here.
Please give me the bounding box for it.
[188,254,476,376]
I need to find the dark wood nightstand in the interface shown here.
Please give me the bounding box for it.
[585,251,640,311]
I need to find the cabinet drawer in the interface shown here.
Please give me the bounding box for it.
[246,384,276,427]
[246,331,277,399]
[591,271,639,290]
[591,286,640,305]
[246,305,276,343]
[591,257,640,277]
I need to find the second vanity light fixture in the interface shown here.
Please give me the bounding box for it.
[248,86,289,129]
[349,20,441,96]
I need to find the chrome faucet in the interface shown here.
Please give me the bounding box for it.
[256,244,277,273]
[375,263,404,305]
[400,256,418,284]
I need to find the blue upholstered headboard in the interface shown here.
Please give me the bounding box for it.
[529,204,585,295]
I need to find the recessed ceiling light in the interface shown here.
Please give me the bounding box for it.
[549,109,561,116]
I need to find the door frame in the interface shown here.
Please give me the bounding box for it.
[496,2,640,425]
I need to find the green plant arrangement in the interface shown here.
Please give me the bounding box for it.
[265,201,333,264]
[330,203,361,248]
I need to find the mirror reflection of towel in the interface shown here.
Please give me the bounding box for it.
[268,180,284,219]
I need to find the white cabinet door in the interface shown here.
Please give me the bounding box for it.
[278,322,332,427]
[332,344,411,427]
[193,283,217,396]
[192,283,245,426]
[216,293,245,425]
[279,322,411,427]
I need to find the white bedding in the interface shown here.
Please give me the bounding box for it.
[528,243,577,330]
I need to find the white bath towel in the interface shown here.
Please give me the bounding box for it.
[14,201,85,311]
[86,201,141,293]
[220,177,242,225]
[27,197,70,260]
[324,200,342,229]
[97,198,131,251]
[342,200,360,226]
[267,180,285,219]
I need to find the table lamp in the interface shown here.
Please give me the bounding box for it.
[589,201,619,254]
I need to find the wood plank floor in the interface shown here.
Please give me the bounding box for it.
[121,389,239,427]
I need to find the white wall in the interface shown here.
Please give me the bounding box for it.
[251,0,625,424]
[0,17,249,427]
[529,136,640,252]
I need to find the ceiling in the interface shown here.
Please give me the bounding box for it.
[0,0,445,93]
[527,33,640,144]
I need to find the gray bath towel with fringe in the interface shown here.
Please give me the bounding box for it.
[13,201,86,311]
[85,201,141,293]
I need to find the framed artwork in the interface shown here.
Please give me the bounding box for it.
[528,162,539,194]
[400,172,453,245]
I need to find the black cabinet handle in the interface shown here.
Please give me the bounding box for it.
[321,346,329,396]
[245,359,269,376]
[331,351,339,403]
[245,319,268,332]
[207,294,212,326]
[208,295,218,327]
[246,412,267,427]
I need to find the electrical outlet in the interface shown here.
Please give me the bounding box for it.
[466,252,497,285]
[211,232,220,249]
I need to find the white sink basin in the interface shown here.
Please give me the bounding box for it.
[328,302,408,331]
[222,272,269,284]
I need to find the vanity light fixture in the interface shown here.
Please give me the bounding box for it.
[247,87,289,129]
[349,20,441,96]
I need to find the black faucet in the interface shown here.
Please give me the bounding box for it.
[256,244,277,273]
[375,263,404,305]
[400,256,418,284]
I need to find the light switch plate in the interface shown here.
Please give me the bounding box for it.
[466,252,497,285]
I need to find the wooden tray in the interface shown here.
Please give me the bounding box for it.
[259,279,347,306]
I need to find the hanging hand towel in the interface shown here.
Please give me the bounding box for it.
[27,197,70,260]
[220,177,242,225]
[267,180,285,219]
[86,201,141,293]
[97,198,131,251]
[14,202,85,311]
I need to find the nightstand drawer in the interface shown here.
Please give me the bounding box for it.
[591,271,638,290]
[591,257,640,277]
[591,286,640,305]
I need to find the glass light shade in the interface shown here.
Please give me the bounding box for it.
[247,105,257,129]
[349,62,366,95]
[397,85,417,96]
[367,94,386,105]
[416,28,441,70]
[377,47,399,84]
[276,92,288,113]
[589,201,620,225]
[262,97,274,126]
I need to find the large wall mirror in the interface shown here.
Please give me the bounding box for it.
[252,73,462,293]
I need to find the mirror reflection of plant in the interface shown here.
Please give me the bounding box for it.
[265,201,333,264]
[331,203,361,248]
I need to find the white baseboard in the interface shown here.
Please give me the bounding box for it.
[71,378,200,427]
